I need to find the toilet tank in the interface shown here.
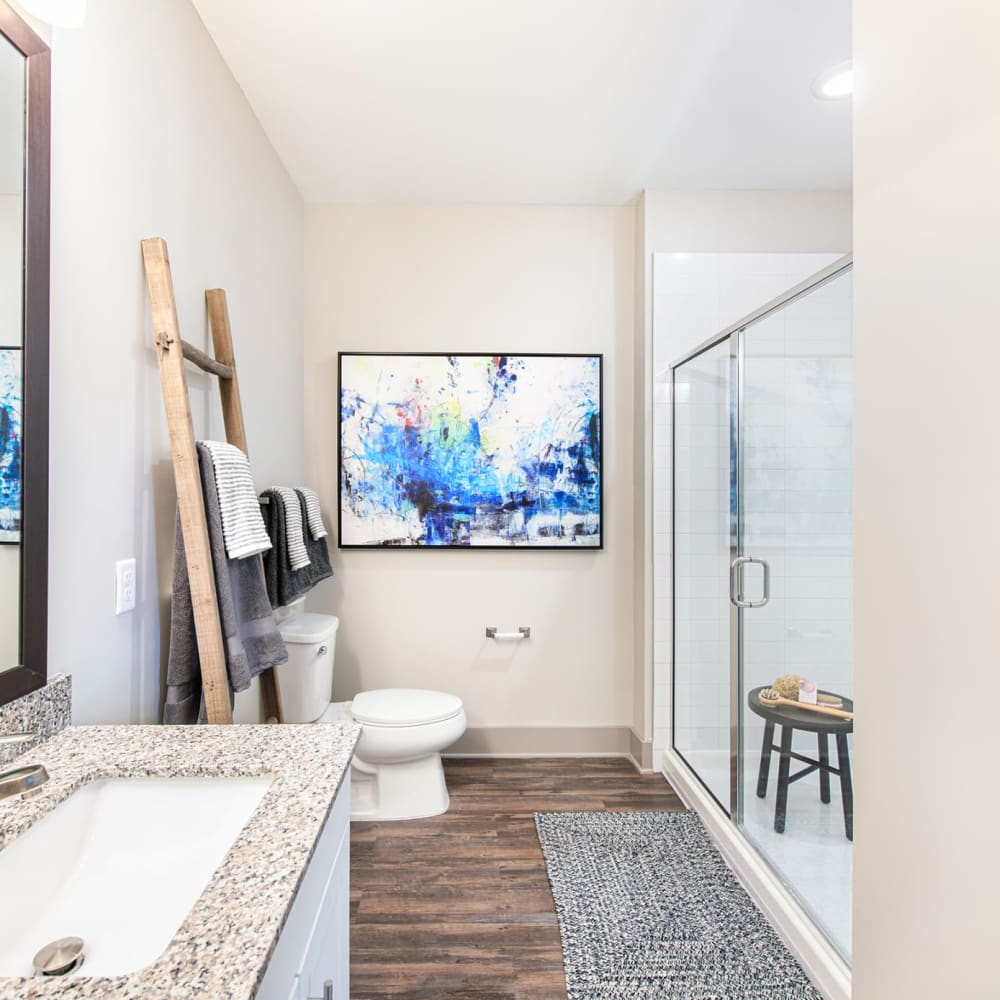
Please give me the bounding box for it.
[275,613,339,723]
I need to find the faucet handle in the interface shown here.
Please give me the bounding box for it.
[0,732,36,746]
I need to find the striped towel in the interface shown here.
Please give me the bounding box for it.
[271,487,311,571]
[200,441,271,559]
[298,487,328,540]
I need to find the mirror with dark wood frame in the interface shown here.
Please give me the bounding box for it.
[0,2,48,707]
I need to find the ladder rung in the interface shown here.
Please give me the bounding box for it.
[180,339,233,379]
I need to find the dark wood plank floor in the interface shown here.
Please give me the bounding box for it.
[350,757,684,999]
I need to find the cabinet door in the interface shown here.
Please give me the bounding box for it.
[255,772,352,1000]
[299,824,350,999]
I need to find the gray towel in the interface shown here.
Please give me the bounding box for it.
[260,488,334,609]
[164,444,288,724]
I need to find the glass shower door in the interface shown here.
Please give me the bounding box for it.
[671,337,734,812]
[671,259,853,961]
[736,266,854,958]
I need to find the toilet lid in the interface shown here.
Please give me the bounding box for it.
[352,688,463,727]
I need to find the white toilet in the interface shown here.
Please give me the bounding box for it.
[274,611,466,821]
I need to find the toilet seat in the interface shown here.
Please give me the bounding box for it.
[351,688,463,727]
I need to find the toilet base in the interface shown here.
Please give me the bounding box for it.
[350,753,450,821]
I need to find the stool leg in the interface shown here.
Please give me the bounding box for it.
[774,725,793,834]
[818,732,831,804]
[836,733,853,841]
[756,721,775,798]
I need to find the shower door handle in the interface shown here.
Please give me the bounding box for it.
[730,556,770,608]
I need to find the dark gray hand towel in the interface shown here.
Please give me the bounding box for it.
[260,488,334,609]
[164,445,288,724]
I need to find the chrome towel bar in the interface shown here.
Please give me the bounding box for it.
[485,626,531,640]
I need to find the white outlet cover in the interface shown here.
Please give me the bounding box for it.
[115,558,136,615]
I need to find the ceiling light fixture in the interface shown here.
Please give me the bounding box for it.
[811,60,853,101]
[15,0,86,29]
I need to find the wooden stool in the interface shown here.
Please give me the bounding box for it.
[747,686,854,841]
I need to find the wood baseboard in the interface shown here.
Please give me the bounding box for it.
[629,730,655,772]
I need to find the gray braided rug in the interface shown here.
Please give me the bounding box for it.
[535,811,822,1000]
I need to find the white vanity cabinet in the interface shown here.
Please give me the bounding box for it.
[256,772,351,1000]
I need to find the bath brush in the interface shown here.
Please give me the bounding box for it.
[758,687,854,720]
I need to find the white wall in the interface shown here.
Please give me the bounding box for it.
[304,205,634,748]
[853,3,1000,996]
[46,0,304,723]
[634,190,852,753]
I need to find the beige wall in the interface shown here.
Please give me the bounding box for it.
[853,3,1000,995]
[46,0,304,723]
[634,189,853,745]
[304,205,634,744]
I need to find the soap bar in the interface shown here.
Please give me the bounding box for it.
[799,679,818,705]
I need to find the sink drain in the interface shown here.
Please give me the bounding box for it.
[32,936,84,977]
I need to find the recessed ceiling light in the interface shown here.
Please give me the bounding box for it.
[811,60,853,101]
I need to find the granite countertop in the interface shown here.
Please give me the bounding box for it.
[0,722,360,1000]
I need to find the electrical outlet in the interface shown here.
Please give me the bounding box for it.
[115,558,136,615]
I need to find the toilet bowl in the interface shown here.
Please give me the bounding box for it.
[274,613,466,821]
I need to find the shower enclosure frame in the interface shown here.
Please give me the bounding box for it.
[666,254,854,997]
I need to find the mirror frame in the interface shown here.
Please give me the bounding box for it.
[0,2,48,706]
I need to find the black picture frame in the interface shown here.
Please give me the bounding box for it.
[338,352,603,550]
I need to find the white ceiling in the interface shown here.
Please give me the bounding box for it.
[192,0,851,205]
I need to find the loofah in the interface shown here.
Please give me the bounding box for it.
[773,674,804,700]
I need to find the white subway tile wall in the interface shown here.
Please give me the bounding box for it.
[651,252,843,764]
[740,269,854,765]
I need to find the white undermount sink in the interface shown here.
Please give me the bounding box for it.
[0,774,273,979]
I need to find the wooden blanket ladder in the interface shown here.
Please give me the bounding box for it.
[141,236,281,725]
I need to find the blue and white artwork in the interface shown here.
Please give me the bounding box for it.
[0,348,21,543]
[339,353,602,548]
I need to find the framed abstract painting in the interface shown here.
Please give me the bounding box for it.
[338,353,602,548]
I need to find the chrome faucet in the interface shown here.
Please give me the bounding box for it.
[0,732,35,747]
[0,731,49,801]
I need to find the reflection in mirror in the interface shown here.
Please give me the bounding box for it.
[0,33,23,674]
[0,2,47,707]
